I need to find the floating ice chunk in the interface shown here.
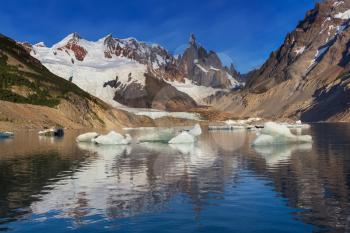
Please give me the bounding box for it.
[261,122,295,138]
[93,131,132,145]
[76,132,99,142]
[225,120,238,125]
[188,124,202,136]
[168,132,195,144]
[281,121,311,129]
[252,122,312,146]
[208,125,246,131]
[225,118,261,126]
[252,134,275,146]
[137,128,176,142]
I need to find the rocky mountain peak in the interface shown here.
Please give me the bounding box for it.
[63,32,81,44]
[103,34,114,44]
[178,34,238,88]
[189,33,197,46]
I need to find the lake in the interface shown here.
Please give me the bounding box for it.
[0,124,350,233]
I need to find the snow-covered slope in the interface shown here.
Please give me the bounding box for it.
[27,33,241,109]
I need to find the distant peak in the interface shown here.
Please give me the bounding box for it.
[34,42,46,47]
[189,33,196,46]
[53,32,82,48]
[69,32,81,40]
[101,33,113,40]
[100,33,114,44]
[61,32,81,42]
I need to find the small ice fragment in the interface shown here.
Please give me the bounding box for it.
[93,131,132,145]
[76,132,99,142]
[168,132,195,144]
[188,124,202,136]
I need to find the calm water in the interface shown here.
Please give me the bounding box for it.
[0,124,350,233]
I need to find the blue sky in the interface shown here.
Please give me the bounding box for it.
[0,0,316,73]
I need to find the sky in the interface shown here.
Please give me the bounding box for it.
[0,0,317,73]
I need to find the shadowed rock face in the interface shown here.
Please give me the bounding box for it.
[112,73,197,111]
[209,0,350,122]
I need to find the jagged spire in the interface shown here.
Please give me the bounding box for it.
[71,32,81,40]
[189,33,196,46]
[102,33,114,45]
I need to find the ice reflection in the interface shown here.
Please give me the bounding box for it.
[28,139,225,225]
[254,143,312,167]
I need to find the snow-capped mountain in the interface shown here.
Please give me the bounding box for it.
[210,0,350,122]
[25,33,240,109]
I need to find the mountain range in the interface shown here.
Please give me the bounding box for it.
[0,34,151,130]
[22,33,241,110]
[1,0,350,128]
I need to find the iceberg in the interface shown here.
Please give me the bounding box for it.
[188,124,202,136]
[137,128,176,142]
[280,120,311,129]
[168,132,195,144]
[93,131,132,145]
[252,122,312,146]
[76,132,100,142]
[208,125,245,131]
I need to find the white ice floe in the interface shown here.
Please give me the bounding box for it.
[122,107,201,120]
[209,118,262,131]
[93,131,132,145]
[137,128,176,142]
[281,121,311,129]
[208,125,246,131]
[225,118,261,126]
[188,124,202,136]
[76,132,99,142]
[168,131,195,144]
[252,122,312,146]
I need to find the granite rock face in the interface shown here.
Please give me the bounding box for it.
[178,34,239,88]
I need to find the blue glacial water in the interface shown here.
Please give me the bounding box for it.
[0,124,350,233]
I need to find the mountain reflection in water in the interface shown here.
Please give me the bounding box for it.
[0,124,349,233]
